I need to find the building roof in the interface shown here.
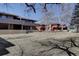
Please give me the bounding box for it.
[0,12,36,22]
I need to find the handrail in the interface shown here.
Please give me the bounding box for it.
[0,19,35,26]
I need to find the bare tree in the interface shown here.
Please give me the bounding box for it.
[3,3,74,28]
[60,4,74,26]
[25,3,36,13]
[24,3,60,13]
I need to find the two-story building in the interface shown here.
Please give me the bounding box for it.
[0,12,36,30]
[0,12,37,34]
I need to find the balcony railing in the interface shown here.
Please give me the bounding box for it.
[0,19,36,26]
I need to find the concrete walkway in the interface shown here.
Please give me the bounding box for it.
[0,32,79,56]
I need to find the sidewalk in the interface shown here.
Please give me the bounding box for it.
[0,32,79,56]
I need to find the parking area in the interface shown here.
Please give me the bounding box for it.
[0,32,79,56]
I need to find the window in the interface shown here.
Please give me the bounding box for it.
[2,16,7,19]
[0,15,7,19]
[6,16,13,19]
[0,16,2,19]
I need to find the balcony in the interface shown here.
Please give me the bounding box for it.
[0,19,36,26]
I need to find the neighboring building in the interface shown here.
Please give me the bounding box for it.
[36,23,67,32]
[0,12,36,30]
[48,24,67,31]
[36,24,45,32]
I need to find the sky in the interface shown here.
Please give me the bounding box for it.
[0,3,43,20]
[0,3,76,26]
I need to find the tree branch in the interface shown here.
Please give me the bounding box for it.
[25,3,36,13]
[44,3,61,12]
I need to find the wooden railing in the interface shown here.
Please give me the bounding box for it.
[0,19,36,26]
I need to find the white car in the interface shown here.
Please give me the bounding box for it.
[68,26,77,32]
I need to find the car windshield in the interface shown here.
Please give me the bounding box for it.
[69,26,75,29]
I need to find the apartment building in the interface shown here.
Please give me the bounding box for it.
[0,12,36,30]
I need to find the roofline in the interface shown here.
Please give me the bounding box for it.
[0,12,37,22]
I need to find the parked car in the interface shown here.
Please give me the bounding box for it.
[68,25,77,32]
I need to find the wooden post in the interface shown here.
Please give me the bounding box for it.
[12,24,13,29]
[10,24,13,29]
[21,25,23,30]
[30,26,32,30]
[19,17,23,30]
[8,24,10,29]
